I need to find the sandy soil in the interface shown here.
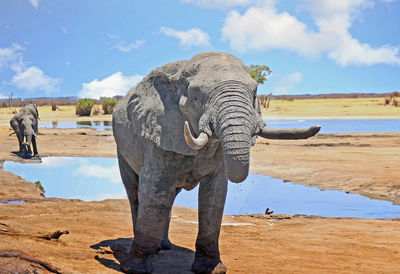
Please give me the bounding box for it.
[0,102,400,273]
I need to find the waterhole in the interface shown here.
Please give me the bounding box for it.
[3,157,400,218]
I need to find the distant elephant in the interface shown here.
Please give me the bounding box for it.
[10,104,39,158]
[112,52,320,273]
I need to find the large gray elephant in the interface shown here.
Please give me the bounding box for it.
[10,104,39,158]
[112,52,320,273]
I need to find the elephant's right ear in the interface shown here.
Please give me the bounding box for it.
[33,104,39,120]
[126,65,197,156]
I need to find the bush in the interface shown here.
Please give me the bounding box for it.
[102,98,118,114]
[75,98,94,116]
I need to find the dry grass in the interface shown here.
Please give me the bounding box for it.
[0,105,112,127]
[0,98,399,126]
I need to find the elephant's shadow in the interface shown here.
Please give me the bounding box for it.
[10,151,41,161]
[90,238,195,273]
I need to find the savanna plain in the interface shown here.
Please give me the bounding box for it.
[0,97,400,273]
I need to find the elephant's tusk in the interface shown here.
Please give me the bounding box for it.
[258,125,321,140]
[184,121,209,150]
[34,133,40,140]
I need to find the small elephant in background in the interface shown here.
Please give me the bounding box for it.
[10,104,40,158]
[113,52,320,273]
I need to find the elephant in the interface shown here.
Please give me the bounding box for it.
[112,52,320,273]
[10,104,39,158]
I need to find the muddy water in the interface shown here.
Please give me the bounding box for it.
[3,157,400,218]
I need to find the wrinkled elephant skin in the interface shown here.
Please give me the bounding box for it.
[112,52,320,273]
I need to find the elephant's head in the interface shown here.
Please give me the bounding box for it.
[177,52,320,183]
[174,52,264,182]
[127,52,319,183]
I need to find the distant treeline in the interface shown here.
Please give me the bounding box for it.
[265,92,396,100]
[0,95,124,108]
[0,92,397,108]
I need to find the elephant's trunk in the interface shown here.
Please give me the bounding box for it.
[24,131,32,147]
[214,82,253,183]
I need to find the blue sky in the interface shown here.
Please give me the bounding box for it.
[0,0,399,99]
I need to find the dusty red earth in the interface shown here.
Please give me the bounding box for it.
[1,127,400,273]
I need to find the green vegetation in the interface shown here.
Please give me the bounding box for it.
[248,64,271,85]
[75,98,94,116]
[102,98,118,114]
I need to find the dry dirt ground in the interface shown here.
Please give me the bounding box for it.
[0,102,400,273]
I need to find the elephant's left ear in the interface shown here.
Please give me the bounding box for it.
[127,65,198,156]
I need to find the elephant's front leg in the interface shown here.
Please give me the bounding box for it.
[160,187,182,250]
[32,135,39,157]
[192,171,228,274]
[121,167,177,273]
[17,134,24,154]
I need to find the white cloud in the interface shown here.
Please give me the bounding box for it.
[11,66,61,94]
[74,160,122,184]
[112,40,145,52]
[71,191,127,202]
[0,43,24,71]
[272,72,303,94]
[221,0,400,66]
[91,192,127,201]
[41,157,73,168]
[1,43,61,94]
[61,27,67,34]
[107,34,145,52]
[222,5,323,58]
[78,71,143,99]
[180,0,256,10]
[160,26,211,48]
[28,0,40,8]
[328,38,400,66]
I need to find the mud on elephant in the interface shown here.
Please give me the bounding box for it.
[10,104,40,159]
[112,52,320,273]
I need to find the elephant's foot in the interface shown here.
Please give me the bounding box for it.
[121,239,157,273]
[159,238,172,250]
[191,255,227,274]
[120,254,154,274]
[22,152,32,159]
